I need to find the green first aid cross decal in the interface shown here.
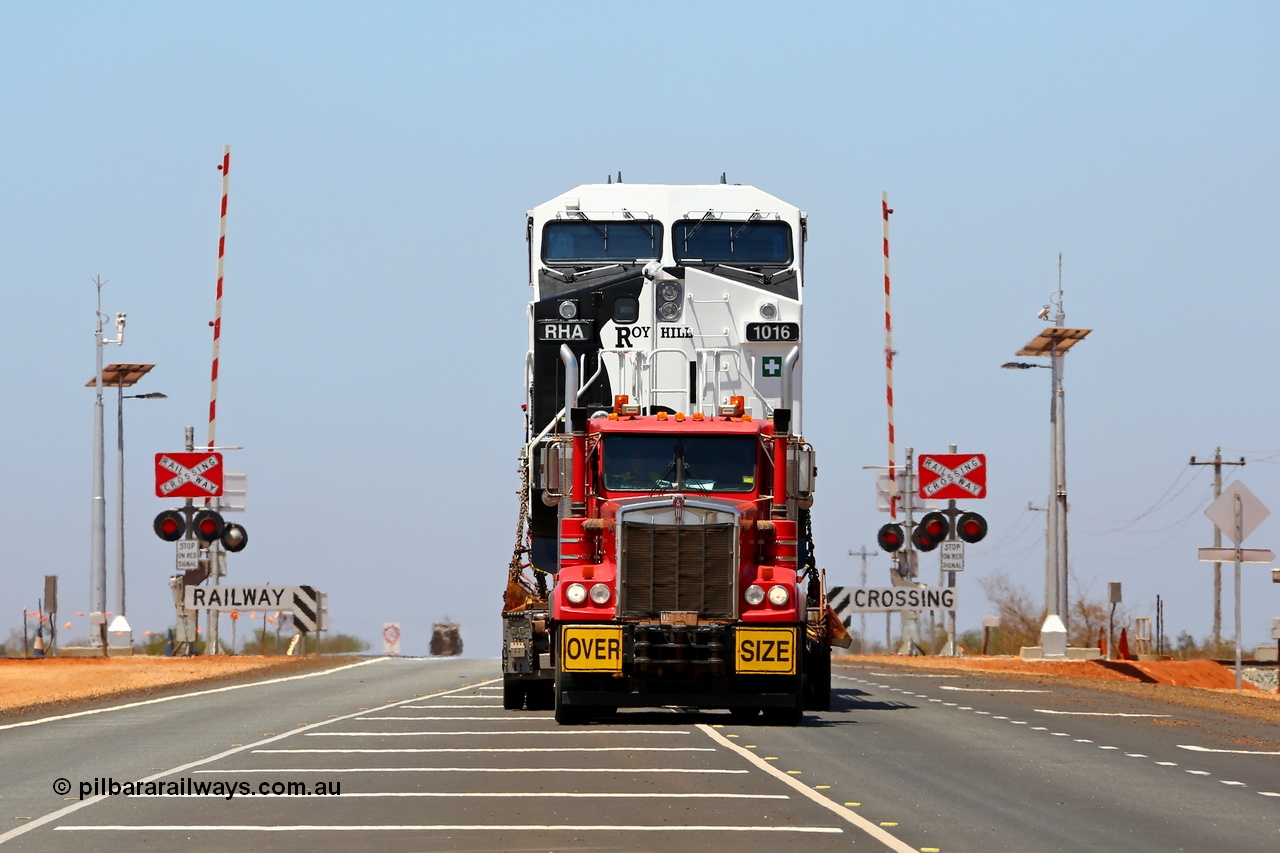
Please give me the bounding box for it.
[761,356,783,378]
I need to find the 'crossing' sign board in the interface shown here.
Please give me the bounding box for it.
[918,454,987,500]
[155,452,224,498]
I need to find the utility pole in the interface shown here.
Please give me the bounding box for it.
[1190,448,1245,647]
[848,545,878,652]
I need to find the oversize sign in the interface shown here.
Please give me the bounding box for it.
[155,452,224,498]
[734,627,797,674]
[918,454,987,500]
[842,586,958,613]
[560,626,623,672]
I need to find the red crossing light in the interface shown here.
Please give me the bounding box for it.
[877,523,905,552]
[153,510,186,542]
[192,510,225,544]
[912,512,950,552]
[956,512,988,543]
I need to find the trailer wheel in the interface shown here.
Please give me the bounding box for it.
[502,677,526,711]
[553,669,590,725]
[526,681,555,711]
[729,707,761,722]
[804,647,832,711]
[762,701,803,726]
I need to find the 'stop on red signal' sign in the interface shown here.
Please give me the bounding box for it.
[918,454,987,500]
[155,452,224,498]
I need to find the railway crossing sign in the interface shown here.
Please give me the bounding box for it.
[155,452,224,498]
[918,453,987,500]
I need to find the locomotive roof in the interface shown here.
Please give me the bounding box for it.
[529,183,804,222]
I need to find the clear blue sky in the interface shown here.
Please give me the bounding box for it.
[3,2,1278,656]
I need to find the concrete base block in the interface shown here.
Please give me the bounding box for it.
[1254,645,1279,662]
[1020,646,1103,661]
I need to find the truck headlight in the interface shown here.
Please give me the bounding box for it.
[767,585,790,606]
[565,583,587,604]
[589,583,611,604]
[744,584,765,606]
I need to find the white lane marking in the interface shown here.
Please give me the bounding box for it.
[1156,762,1178,766]
[356,716,552,721]
[0,675,494,846]
[1031,727,1048,731]
[0,658,389,732]
[993,716,1009,720]
[399,704,504,709]
[1035,709,1171,717]
[1186,770,1211,776]
[255,747,716,754]
[132,791,790,800]
[307,729,690,737]
[56,824,843,834]
[1221,781,1247,786]
[939,686,1051,693]
[1178,744,1280,755]
[1074,739,1093,743]
[1260,792,1280,797]
[1098,746,1120,750]
[867,672,964,678]
[1126,754,1148,758]
[195,767,749,775]
[1051,732,1070,737]
[699,724,917,853]
[1010,721,1028,725]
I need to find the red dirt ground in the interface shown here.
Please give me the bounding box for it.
[0,655,349,716]
[834,654,1280,724]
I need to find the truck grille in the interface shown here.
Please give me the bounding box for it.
[620,523,736,618]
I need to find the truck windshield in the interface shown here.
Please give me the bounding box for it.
[543,220,663,263]
[672,219,791,266]
[603,434,757,493]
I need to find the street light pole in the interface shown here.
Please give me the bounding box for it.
[90,278,125,653]
[87,361,158,651]
[1005,258,1090,653]
[115,387,166,645]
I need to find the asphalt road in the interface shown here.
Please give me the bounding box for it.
[1,657,1276,852]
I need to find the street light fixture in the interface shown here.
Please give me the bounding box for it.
[85,363,163,649]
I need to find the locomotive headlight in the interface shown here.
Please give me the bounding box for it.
[656,282,683,322]
[589,583,611,604]
[744,584,765,606]
[565,583,587,605]
[767,585,790,606]
[558,300,578,319]
[759,301,778,320]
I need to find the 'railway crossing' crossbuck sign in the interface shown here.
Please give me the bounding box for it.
[155,452,224,498]
[917,453,987,500]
